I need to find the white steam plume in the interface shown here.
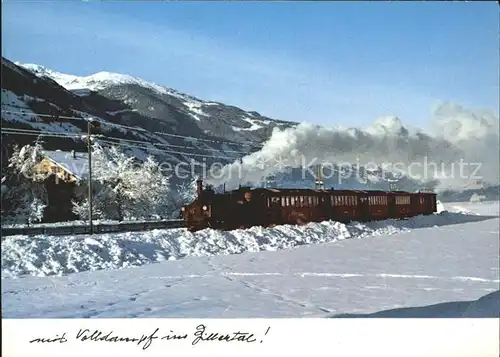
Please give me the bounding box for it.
[205,102,499,191]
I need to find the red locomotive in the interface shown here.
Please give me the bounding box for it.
[181,180,437,232]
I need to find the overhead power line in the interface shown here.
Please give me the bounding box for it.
[1,129,83,140]
[97,138,239,161]
[1,108,266,149]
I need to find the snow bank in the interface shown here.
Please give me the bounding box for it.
[462,290,500,318]
[1,211,494,278]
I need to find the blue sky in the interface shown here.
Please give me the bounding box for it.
[2,1,498,128]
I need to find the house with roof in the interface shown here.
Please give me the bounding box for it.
[34,149,89,184]
[29,149,89,222]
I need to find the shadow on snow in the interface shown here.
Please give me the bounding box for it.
[330,290,500,318]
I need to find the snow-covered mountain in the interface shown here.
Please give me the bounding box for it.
[1,57,301,183]
[12,60,297,142]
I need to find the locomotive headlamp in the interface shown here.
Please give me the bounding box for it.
[181,207,185,211]
[202,205,208,211]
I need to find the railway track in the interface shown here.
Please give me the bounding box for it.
[1,219,186,237]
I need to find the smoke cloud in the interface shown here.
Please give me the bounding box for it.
[206,102,499,192]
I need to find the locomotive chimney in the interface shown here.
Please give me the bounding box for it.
[315,164,324,190]
[196,179,203,197]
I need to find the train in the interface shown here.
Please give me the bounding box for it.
[180,180,437,232]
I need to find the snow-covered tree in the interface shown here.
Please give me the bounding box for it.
[2,143,48,224]
[8,142,47,182]
[72,143,178,220]
[170,176,199,213]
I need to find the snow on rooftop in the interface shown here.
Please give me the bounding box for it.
[44,150,89,180]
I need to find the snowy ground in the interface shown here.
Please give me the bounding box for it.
[2,201,499,318]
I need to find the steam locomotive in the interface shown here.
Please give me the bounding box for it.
[181,180,437,232]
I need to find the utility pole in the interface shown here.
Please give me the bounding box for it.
[87,119,100,235]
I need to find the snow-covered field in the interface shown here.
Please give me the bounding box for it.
[2,201,499,318]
